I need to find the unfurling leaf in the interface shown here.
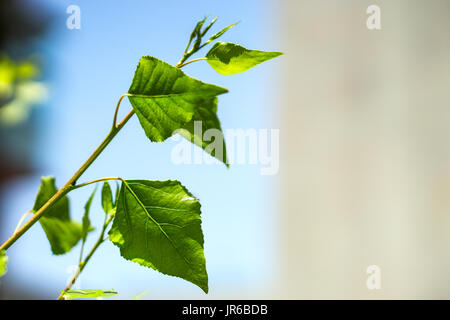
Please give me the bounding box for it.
[62,289,117,300]
[201,17,218,37]
[181,16,231,59]
[203,22,239,46]
[33,176,83,255]
[81,186,97,244]
[177,97,228,166]
[127,56,227,143]
[0,250,8,278]
[101,182,114,215]
[205,42,283,75]
[109,180,208,293]
[186,16,208,51]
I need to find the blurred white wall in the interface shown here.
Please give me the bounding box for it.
[278,0,450,298]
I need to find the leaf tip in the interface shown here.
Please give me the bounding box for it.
[202,284,209,294]
[273,51,284,57]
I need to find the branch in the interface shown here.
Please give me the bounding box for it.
[0,98,134,252]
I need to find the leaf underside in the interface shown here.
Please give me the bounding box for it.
[109,179,208,293]
[32,176,83,255]
[63,289,117,300]
[178,96,228,165]
[206,42,283,75]
[128,56,228,164]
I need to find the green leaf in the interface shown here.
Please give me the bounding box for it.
[203,22,239,45]
[177,97,228,165]
[129,290,148,300]
[205,42,283,75]
[101,182,114,215]
[201,17,218,37]
[62,289,117,300]
[0,250,8,278]
[187,16,208,51]
[32,176,82,255]
[82,186,97,244]
[109,180,208,293]
[127,56,227,142]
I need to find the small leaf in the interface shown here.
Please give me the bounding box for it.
[0,250,8,278]
[109,180,208,293]
[177,97,228,166]
[62,289,117,300]
[130,290,148,300]
[82,186,97,244]
[188,16,208,51]
[127,56,227,143]
[205,42,283,75]
[33,176,83,255]
[101,182,113,215]
[201,17,218,37]
[204,22,238,45]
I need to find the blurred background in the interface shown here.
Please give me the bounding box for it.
[1,0,450,299]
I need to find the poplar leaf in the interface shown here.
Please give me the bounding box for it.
[204,22,238,44]
[177,97,228,165]
[0,250,7,278]
[130,290,148,300]
[62,289,117,300]
[201,17,218,37]
[101,182,113,215]
[32,176,82,255]
[127,56,227,142]
[205,42,283,75]
[109,180,208,293]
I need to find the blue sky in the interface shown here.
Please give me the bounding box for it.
[1,0,283,298]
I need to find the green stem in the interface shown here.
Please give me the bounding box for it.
[112,94,132,129]
[73,177,122,190]
[0,62,186,254]
[176,57,206,68]
[176,54,191,68]
[0,104,134,252]
[176,48,201,67]
[78,240,85,265]
[57,213,115,300]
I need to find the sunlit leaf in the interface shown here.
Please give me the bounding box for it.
[32,176,82,255]
[0,250,7,278]
[205,42,283,75]
[177,97,227,165]
[109,180,208,293]
[101,182,113,215]
[203,22,238,46]
[62,289,117,300]
[127,56,227,142]
[201,17,218,37]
